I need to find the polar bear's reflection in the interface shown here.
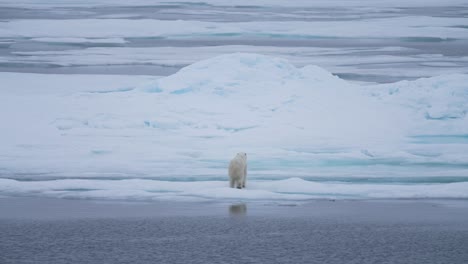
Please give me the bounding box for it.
[229,203,247,217]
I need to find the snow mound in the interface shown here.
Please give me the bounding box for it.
[143,53,344,94]
[138,53,400,146]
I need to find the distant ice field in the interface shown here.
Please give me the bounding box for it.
[1,0,468,83]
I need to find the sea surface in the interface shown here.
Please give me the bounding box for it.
[1,198,468,264]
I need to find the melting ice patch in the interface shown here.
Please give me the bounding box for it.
[0,53,468,201]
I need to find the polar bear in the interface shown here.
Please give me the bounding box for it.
[228,152,247,189]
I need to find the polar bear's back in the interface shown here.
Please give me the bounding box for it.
[229,158,245,179]
[229,155,246,180]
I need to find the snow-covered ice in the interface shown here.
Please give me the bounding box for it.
[1,53,467,202]
[1,177,468,202]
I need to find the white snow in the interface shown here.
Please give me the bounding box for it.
[0,53,467,202]
[366,74,468,132]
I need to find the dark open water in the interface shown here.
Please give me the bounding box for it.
[1,198,468,264]
[2,217,468,264]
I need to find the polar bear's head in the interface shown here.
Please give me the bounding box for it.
[236,152,247,161]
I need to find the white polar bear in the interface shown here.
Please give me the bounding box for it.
[228,152,247,189]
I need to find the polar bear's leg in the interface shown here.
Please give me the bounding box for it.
[235,179,242,189]
[229,178,235,188]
